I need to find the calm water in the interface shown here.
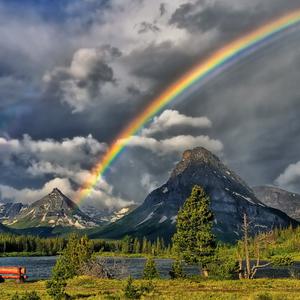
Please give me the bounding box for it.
[0,256,199,280]
[0,256,299,280]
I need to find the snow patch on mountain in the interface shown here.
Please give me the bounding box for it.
[159,215,168,223]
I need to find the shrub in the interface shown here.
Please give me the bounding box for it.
[169,260,185,279]
[271,254,294,267]
[123,276,140,299]
[123,276,155,299]
[139,281,155,294]
[143,257,159,279]
[46,278,68,300]
[208,256,239,280]
[11,291,41,300]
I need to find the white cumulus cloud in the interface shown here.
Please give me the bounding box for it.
[123,134,223,155]
[275,161,300,191]
[141,109,212,136]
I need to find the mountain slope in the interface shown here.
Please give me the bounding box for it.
[0,202,27,221]
[253,186,300,221]
[7,188,97,229]
[0,222,12,233]
[91,147,298,242]
[81,204,138,224]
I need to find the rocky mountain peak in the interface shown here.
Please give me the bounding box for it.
[171,147,221,177]
[95,147,298,243]
[7,188,97,229]
[44,188,74,209]
[49,188,65,198]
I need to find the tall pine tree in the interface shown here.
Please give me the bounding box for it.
[172,185,216,276]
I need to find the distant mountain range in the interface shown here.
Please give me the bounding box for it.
[0,188,137,236]
[90,147,298,242]
[81,204,137,224]
[0,147,299,242]
[253,186,300,221]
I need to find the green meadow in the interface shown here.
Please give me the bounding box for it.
[2,277,300,300]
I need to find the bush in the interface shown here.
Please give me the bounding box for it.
[11,291,41,300]
[46,278,68,300]
[271,255,294,267]
[208,256,239,280]
[143,257,159,279]
[123,276,140,299]
[123,276,155,299]
[139,281,155,294]
[169,260,185,279]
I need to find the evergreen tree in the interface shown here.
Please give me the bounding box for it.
[133,238,141,254]
[46,234,93,299]
[155,237,161,255]
[122,235,131,253]
[172,185,216,276]
[123,276,140,299]
[143,257,159,279]
[169,260,185,279]
[142,237,148,254]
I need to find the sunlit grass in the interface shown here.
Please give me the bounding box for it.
[1,277,300,300]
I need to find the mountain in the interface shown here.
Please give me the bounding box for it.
[253,186,300,221]
[6,188,98,229]
[81,204,138,224]
[110,205,138,223]
[0,202,27,221]
[91,147,298,242]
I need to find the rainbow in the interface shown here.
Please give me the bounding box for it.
[75,10,300,203]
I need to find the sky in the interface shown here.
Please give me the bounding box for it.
[1,0,300,211]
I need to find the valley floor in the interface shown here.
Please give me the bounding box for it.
[1,277,300,300]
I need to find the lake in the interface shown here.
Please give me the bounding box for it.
[0,256,199,280]
[0,256,299,280]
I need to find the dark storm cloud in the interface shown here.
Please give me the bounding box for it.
[159,3,167,17]
[1,0,300,206]
[137,22,160,34]
[43,45,121,112]
[170,0,300,38]
[126,41,195,84]
[173,31,300,191]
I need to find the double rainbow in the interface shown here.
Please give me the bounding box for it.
[76,10,300,203]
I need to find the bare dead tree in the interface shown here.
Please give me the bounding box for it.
[237,213,274,279]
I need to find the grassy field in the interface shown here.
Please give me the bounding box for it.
[1,277,300,300]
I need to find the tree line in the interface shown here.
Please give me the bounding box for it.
[0,233,170,256]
